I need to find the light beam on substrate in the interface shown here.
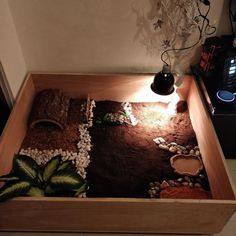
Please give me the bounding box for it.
[134,87,180,128]
[166,90,180,116]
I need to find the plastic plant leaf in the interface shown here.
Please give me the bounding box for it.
[13,154,43,184]
[49,169,84,190]
[0,181,31,202]
[95,117,102,124]
[118,110,129,118]
[74,182,88,196]
[43,155,62,182]
[27,186,45,197]
[57,160,76,172]
[45,185,56,195]
[0,173,19,182]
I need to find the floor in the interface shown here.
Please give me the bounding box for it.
[0,159,236,236]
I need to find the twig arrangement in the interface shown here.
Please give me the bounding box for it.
[133,0,215,72]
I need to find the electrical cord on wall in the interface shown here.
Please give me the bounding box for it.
[229,0,235,37]
[161,0,216,66]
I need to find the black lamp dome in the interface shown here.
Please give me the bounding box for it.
[151,64,175,95]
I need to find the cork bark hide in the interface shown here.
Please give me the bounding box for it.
[29,89,69,130]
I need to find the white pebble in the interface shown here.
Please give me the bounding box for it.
[177,145,186,151]
[153,137,166,145]
[195,150,200,156]
[189,149,195,155]
[170,142,177,146]
[159,144,169,150]
[169,146,177,153]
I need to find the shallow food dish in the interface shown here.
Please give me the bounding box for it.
[170,154,203,176]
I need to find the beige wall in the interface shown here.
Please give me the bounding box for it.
[7,0,228,73]
[8,0,157,73]
[0,0,26,98]
[217,0,236,36]
[3,0,233,95]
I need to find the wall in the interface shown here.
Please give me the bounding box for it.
[4,0,232,97]
[0,0,26,98]
[217,0,236,36]
[8,0,229,74]
[8,0,156,73]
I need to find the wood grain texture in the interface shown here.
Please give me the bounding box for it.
[188,79,236,200]
[0,73,235,234]
[0,198,235,234]
[31,73,189,102]
[0,73,35,175]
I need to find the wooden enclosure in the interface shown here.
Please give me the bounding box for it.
[0,73,235,234]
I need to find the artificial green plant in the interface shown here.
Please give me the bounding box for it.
[0,154,87,201]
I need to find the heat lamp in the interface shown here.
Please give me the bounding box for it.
[151,64,175,96]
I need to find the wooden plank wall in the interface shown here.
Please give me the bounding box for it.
[188,79,236,200]
[0,198,235,234]
[0,73,235,234]
[0,74,35,175]
[31,73,190,102]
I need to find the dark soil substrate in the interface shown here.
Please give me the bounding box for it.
[86,101,200,198]
[22,99,209,198]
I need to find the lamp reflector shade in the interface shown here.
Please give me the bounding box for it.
[151,65,175,95]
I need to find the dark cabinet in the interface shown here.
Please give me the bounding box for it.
[194,72,236,158]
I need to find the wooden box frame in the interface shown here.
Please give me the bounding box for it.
[0,73,236,234]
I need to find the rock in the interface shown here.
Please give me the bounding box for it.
[195,150,200,156]
[177,150,182,154]
[154,181,161,187]
[149,182,155,187]
[161,180,170,189]
[169,146,177,153]
[131,118,138,126]
[177,145,186,151]
[177,178,183,182]
[189,182,194,188]
[148,187,160,198]
[189,149,195,155]
[199,174,205,179]
[151,189,157,194]
[183,150,189,154]
[154,186,160,191]
[196,178,202,183]
[167,180,175,187]
[182,181,189,186]
[186,145,192,150]
[170,142,177,146]
[184,176,191,182]
[153,137,166,145]
[174,182,181,187]
[176,101,188,113]
[159,144,169,150]
[194,183,202,188]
